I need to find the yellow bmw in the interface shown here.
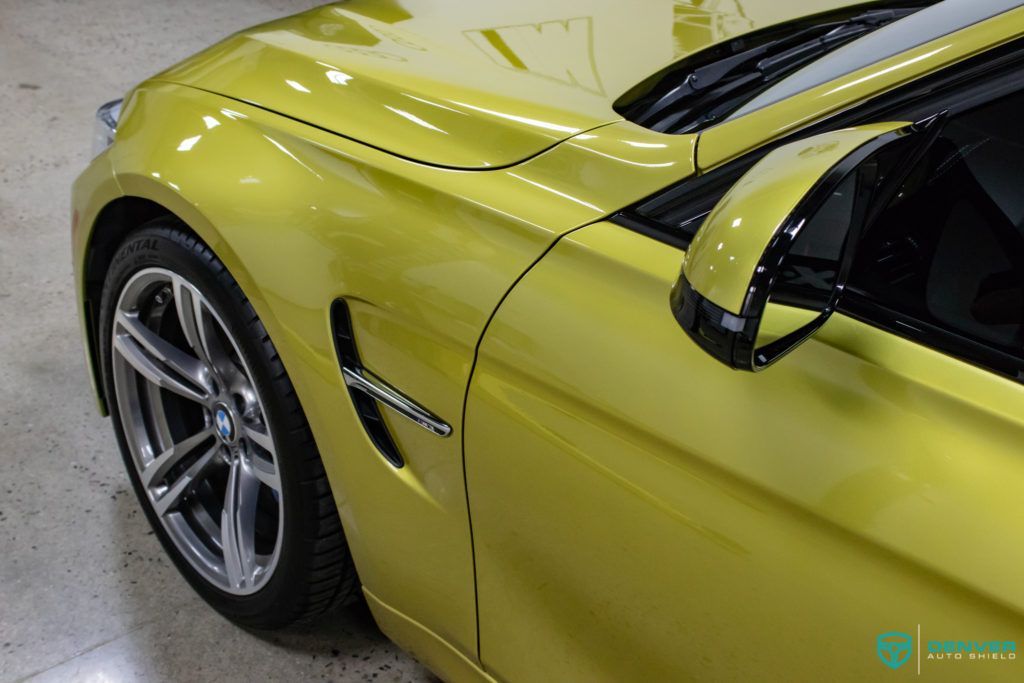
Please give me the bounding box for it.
[72,1,1024,680]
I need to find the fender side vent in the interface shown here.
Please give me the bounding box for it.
[330,300,404,468]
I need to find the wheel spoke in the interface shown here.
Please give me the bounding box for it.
[174,276,249,392]
[146,382,174,453]
[250,455,280,492]
[221,458,261,589]
[205,323,251,395]
[242,423,274,454]
[173,277,213,367]
[116,310,209,392]
[242,423,280,491]
[141,427,216,489]
[113,332,207,404]
[152,443,220,517]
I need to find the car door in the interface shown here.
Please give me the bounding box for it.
[464,84,1024,680]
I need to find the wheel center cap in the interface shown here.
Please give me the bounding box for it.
[213,403,237,444]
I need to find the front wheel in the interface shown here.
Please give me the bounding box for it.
[98,219,358,628]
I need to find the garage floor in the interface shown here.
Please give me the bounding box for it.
[0,1,434,681]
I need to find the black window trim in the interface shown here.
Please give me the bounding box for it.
[842,291,1024,382]
[613,36,1024,248]
[611,37,1024,383]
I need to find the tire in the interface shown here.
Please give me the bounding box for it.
[98,218,358,628]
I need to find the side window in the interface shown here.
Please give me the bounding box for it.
[772,140,916,310]
[848,90,1024,358]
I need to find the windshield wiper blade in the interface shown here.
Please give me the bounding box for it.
[757,24,873,76]
[758,9,917,76]
[655,30,866,134]
[650,73,762,132]
[630,6,922,132]
[634,25,825,126]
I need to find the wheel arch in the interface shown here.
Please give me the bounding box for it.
[80,186,255,414]
[76,81,335,420]
[81,196,174,413]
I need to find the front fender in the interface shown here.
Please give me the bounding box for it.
[73,79,698,666]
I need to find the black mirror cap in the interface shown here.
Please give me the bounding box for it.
[670,275,759,371]
[672,270,838,372]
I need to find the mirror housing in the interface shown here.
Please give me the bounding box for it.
[671,120,934,370]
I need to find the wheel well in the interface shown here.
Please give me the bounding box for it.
[82,197,177,409]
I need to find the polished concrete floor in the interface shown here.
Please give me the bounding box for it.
[0,1,434,681]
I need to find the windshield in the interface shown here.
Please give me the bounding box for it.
[728,0,1024,120]
[615,0,1021,135]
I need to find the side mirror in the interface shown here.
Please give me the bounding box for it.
[672,117,941,371]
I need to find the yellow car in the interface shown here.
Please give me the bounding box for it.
[71,1,1024,680]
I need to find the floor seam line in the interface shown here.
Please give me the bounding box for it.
[11,599,193,682]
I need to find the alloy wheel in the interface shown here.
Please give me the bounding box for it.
[110,267,282,595]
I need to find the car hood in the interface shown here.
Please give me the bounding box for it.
[157,0,860,169]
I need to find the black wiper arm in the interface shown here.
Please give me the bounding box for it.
[650,72,762,133]
[635,25,825,126]
[757,24,872,76]
[632,6,921,131]
[687,24,836,89]
[656,30,865,134]
[758,9,918,76]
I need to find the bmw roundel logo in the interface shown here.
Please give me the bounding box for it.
[213,404,236,443]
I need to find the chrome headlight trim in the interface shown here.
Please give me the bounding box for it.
[92,99,123,157]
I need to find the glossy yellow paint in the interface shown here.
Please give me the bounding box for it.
[698,4,1024,170]
[364,588,496,683]
[67,1,1024,680]
[155,0,859,168]
[467,221,1024,681]
[684,122,904,314]
[71,79,697,680]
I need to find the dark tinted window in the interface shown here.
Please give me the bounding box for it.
[771,138,918,309]
[849,91,1024,355]
[616,39,1024,253]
